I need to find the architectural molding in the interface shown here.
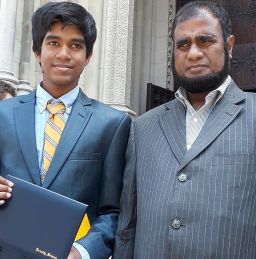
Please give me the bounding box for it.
[105,103,136,116]
[166,0,176,90]
[0,0,34,94]
[99,0,135,115]
[0,0,18,84]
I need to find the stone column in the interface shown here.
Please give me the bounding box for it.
[132,0,170,115]
[79,0,102,101]
[98,0,135,115]
[17,0,34,94]
[0,0,19,84]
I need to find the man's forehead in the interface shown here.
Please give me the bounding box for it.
[47,21,82,34]
[174,10,222,38]
[44,22,85,41]
[176,8,215,25]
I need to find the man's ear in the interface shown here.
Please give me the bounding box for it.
[34,51,41,63]
[84,53,92,67]
[227,35,235,59]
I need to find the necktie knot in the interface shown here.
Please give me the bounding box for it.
[47,101,66,116]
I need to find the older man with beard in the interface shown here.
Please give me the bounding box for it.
[114,1,256,259]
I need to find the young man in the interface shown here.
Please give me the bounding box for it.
[0,81,16,100]
[0,2,130,259]
[114,1,256,258]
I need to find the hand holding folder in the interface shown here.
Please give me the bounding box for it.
[0,175,14,205]
[0,175,88,259]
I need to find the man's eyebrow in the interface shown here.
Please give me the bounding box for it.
[71,38,85,44]
[196,34,216,39]
[44,35,61,41]
[175,34,217,43]
[176,38,190,45]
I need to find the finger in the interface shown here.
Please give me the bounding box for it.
[0,176,14,188]
[0,191,12,206]
[0,192,12,200]
[0,184,12,193]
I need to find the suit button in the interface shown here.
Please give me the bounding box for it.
[171,219,181,229]
[178,173,188,182]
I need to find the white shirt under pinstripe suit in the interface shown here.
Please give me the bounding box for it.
[176,75,231,150]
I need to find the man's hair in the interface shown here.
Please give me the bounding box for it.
[171,1,232,41]
[32,1,97,58]
[0,81,16,100]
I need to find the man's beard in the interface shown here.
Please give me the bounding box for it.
[172,46,230,93]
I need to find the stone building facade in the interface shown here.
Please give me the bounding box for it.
[0,0,175,116]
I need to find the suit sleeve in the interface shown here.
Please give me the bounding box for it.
[113,122,137,259]
[77,114,131,259]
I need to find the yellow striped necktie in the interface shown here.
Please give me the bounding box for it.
[41,101,66,183]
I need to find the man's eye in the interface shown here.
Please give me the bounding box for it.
[72,44,82,49]
[177,42,189,49]
[48,41,59,46]
[201,39,211,44]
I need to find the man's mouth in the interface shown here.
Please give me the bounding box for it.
[186,64,208,74]
[53,64,72,69]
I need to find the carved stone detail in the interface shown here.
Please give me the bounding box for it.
[166,0,175,90]
[100,0,135,115]
[232,46,256,75]
[245,0,256,26]
[229,0,256,26]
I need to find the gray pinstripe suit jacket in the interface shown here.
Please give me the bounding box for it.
[114,80,256,259]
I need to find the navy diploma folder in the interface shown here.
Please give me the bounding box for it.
[0,175,88,259]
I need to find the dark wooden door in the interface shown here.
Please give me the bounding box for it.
[176,0,256,91]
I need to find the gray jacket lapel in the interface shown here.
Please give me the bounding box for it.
[42,90,93,188]
[178,81,246,171]
[159,100,187,164]
[14,91,41,185]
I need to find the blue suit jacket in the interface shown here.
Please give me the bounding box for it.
[0,89,131,259]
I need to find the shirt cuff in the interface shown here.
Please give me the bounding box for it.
[73,242,91,259]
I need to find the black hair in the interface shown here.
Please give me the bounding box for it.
[0,81,16,100]
[171,1,232,41]
[32,1,97,58]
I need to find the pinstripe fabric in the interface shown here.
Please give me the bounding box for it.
[41,101,66,183]
[114,81,256,259]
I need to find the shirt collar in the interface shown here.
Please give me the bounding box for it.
[175,75,232,109]
[36,83,80,114]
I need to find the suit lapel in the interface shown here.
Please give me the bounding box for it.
[14,92,41,185]
[42,90,93,188]
[178,82,246,171]
[159,100,187,164]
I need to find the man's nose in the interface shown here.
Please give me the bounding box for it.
[56,46,71,60]
[187,44,203,60]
